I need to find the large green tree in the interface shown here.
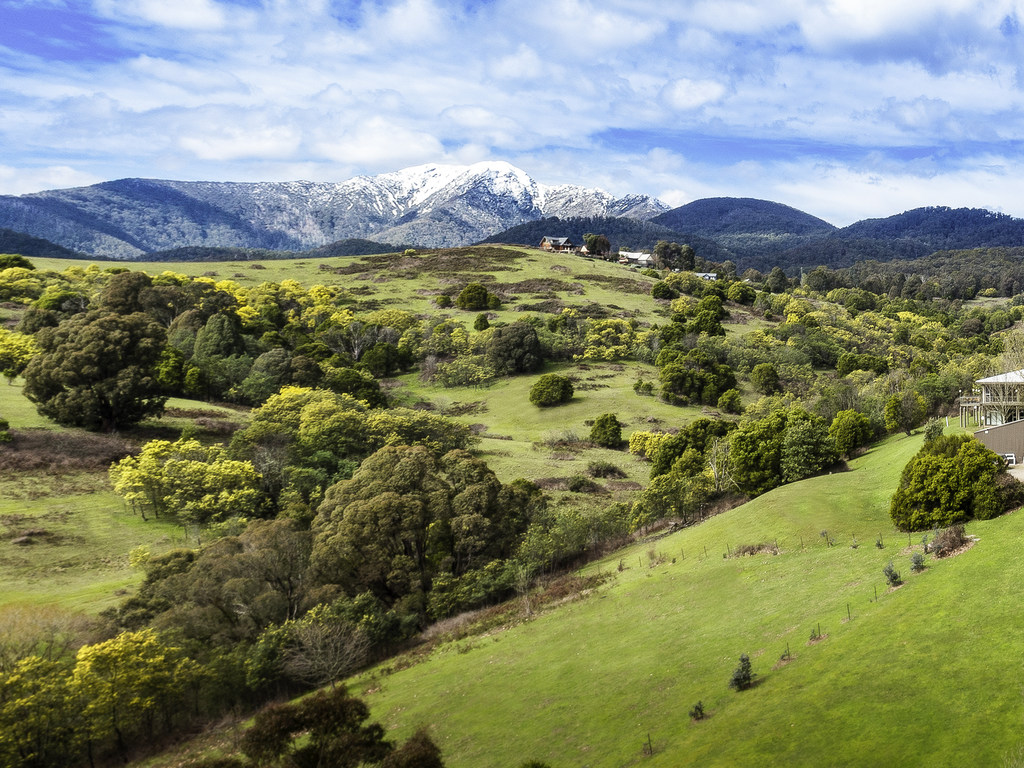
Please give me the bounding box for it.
[884,390,927,436]
[311,446,531,617]
[22,310,167,431]
[484,321,543,375]
[109,437,264,524]
[890,435,1023,531]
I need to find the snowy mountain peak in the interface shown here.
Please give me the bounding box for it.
[0,161,669,257]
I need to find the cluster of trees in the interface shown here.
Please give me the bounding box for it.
[0,629,198,767]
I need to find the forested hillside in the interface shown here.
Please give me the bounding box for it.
[1,244,1022,767]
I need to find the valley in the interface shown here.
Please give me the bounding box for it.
[0,242,1021,767]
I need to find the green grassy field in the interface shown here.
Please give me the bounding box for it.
[0,381,247,614]
[389,360,710,490]
[349,432,1024,767]
[29,247,663,323]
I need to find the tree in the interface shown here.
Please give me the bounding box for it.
[529,373,574,407]
[629,471,714,531]
[109,437,263,524]
[485,321,543,375]
[0,656,84,768]
[728,653,755,691]
[653,241,693,269]
[583,233,611,255]
[890,435,1021,530]
[312,446,531,615]
[589,413,622,448]
[649,418,736,478]
[239,686,391,768]
[658,349,736,406]
[263,604,371,689]
[382,728,445,768]
[884,390,927,436]
[97,270,152,315]
[729,408,788,496]
[0,253,33,270]
[781,411,836,482]
[750,362,780,395]
[71,629,196,757]
[765,267,789,293]
[717,388,742,414]
[726,281,756,304]
[455,283,491,311]
[22,310,167,431]
[829,409,873,459]
[0,329,36,383]
[651,281,678,300]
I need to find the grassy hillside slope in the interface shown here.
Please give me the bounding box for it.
[0,382,246,612]
[356,431,1024,766]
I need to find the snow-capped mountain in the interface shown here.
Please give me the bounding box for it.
[0,162,668,258]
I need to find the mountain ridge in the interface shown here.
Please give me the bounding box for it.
[0,161,668,259]
[4,161,1024,270]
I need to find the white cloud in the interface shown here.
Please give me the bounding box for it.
[179,124,302,161]
[312,118,446,167]
[489,45,545,81]
[93,0,231,30]
[661,78,726,111]
[0,165,104,196]
[362,0,449,45]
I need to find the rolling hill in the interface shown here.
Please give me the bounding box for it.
[351,432,1024,767]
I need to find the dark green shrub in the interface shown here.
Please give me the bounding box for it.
[883,561,902,587]
[587,460,626,479]
[634,378,653,395]
[689,701,706,721]
[485,321,543,375]
[567,475,600,493]
[890,436,1015,530]
[529,373,574,407]
[729,653,754,691]
[717,388,742,414]
[589,413,622,448]
[435,294,452,308]
[750,362,780,395]
[651,281,678,300]
[473,313,489,331]
[456,282,490,310]
[911,552,925,572]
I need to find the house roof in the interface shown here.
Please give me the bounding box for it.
[977,368,1024,384]
[541,236,571,245]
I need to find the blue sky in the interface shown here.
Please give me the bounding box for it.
[3,0,1024,225]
